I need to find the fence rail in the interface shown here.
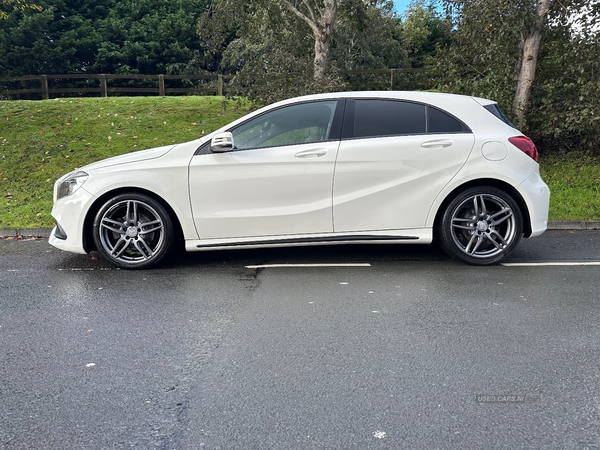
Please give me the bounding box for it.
[340,67,437,91]
[0,68,436,100]
[0,73,233,100]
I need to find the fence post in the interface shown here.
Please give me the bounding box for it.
[217,75,223,96]
[390,69,396,91]
[100,74,107,97]
[41,75,49,100]
[159,75,165,96]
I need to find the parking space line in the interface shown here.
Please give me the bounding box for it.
[245,263,372,269]
[502,262,600,267]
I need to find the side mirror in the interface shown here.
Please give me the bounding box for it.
[210,132,234,153]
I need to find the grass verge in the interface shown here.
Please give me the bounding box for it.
[1,96,598,229]
[540,152,600,221]
[0,96,250,229]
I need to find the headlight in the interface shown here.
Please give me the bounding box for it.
[56,171,89,200]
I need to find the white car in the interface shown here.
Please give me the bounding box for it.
[49,91,550,269]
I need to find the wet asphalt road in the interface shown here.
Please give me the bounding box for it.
[1,231,599,449]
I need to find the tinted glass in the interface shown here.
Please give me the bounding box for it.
[428,107,465,133]
[484,104,515,127]
[232,101,337,150]
[354,100,426,138]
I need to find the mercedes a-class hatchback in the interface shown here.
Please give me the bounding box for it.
[49,91,550,269]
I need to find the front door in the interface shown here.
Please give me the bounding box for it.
[189,100,341,239]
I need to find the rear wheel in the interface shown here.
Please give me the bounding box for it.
[438,186,523,265]
[92,193,174,269]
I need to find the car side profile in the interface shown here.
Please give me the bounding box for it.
[49,91,550,269]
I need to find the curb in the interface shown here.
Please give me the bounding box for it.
[1,222,598,239]
[0,228,53,238]
[547,221,600,230]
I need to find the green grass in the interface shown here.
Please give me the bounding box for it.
[0,96,251,229]
[1,96,598,229]
[540,152,600,221]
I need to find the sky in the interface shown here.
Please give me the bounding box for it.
[393,0,414,14]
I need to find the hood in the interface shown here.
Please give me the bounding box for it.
[80,144,177,172]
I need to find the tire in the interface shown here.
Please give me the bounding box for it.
[437,186,523,265]
[92,193,174,269]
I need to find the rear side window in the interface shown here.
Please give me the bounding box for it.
[351,99,469,139]
[484,104,515,128]
[354,100,426,138]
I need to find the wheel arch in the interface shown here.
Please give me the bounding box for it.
[83,187,185,253]
[432,178,532,242]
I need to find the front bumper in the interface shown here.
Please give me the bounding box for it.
[48,187,96,254]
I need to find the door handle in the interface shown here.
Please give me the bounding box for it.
[295,149,327,158]
[421,140,453,149]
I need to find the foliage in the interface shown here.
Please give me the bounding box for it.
[0,0,209,76]
[437,0,600,153]
[199,0,408,104]
[0,0,41,20]
[400,0,452,68]
[0,96,251,228]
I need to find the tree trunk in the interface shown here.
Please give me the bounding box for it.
[313,0,336,81]
[281,0,337,81]
[512,0,550,129]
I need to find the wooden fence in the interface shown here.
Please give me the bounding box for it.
[0,73,233,100]
[0,68,436,100]
[340,67,437,91]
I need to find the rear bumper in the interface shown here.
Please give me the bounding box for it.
[519,167,550,237]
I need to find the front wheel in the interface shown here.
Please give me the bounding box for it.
[92,193,174,269]
[437,187,523,265]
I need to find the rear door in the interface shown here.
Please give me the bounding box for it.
[333,99,475,232]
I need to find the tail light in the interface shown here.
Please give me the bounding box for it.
[508,136,538,162]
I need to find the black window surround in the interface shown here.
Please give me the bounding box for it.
[342,98,471,140]
[196,97,470,155]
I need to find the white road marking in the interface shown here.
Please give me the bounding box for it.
[502,262,600,267]
[245,263,371,269]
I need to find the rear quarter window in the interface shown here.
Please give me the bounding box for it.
[428,107,467,133]
[484,104,515,128]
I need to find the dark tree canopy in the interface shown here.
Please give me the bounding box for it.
[0,0,210,76]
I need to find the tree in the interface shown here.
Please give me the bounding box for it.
[0,0,41,20]
[280,0,338,81]
[0,0,210,77]
[443,0,557,128]
[96,0,208,74]
[512,0,550,128]
[401,0,452,68]
[439,0,600,151]
[198,0,407,103]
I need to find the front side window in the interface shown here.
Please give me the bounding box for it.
[232,101,338,150]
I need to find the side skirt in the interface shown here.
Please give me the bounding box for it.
[184,229,433,252]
